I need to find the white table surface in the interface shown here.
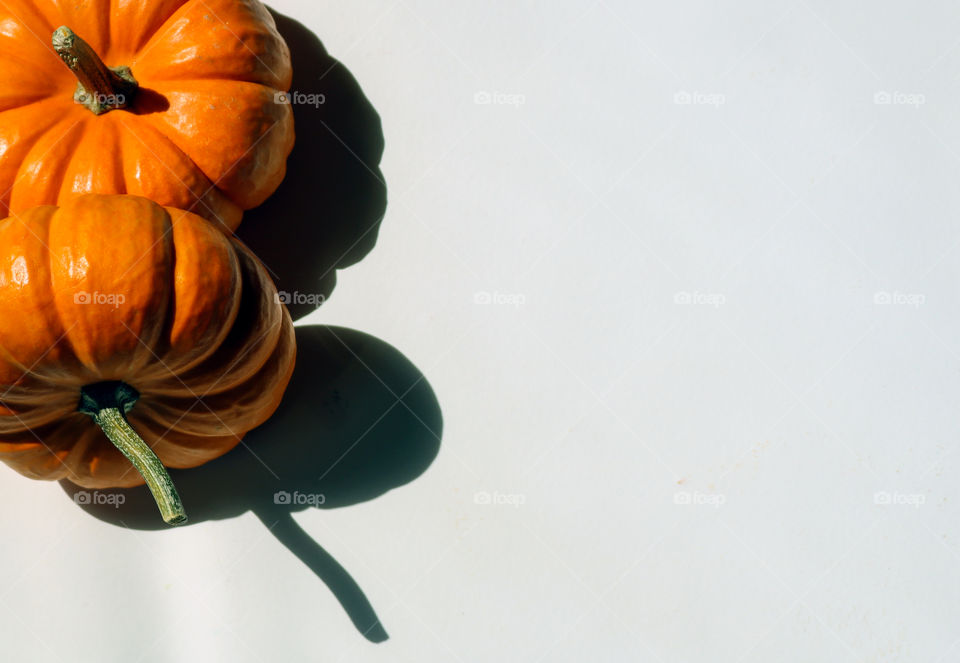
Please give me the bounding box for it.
[3,1,960,661]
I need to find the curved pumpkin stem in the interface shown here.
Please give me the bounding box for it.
[52,26,138,115]
[79,382,187,526]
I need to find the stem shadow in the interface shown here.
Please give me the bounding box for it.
[60,326,442,643]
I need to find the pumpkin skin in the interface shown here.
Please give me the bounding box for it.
[0,0,294,230]
[0,194,296,490]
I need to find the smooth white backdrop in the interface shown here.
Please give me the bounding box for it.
[2,1,960,661]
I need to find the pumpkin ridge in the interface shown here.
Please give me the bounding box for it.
[0,92,61,113]
[150,213,243,375]
[0,2,57,52]
[43,202,85,379]
[0,268,37,391]
[135,73,290,86]
[147,214,182,371]
[27,5,111,56]
[0,343,36,405]
[127,204,178,373]
[136,80,293,210]
[106,0,193,56]
[130,0,290,89]
[39,205,87,382]
[113,117,237,226]
[129,401,239,443]
[131,399,242,441]
[0,397,74,432]
[0,417,81,470]
[149,245,284,397]
[139,286,281,397]
[55,120,120,201]
[133,0,211,60]
[123,316,293,472]
[9,116,87,212]
[136,315,293,436]
[58,417,101,483]
[0,92,75,114]
[0,100,72,211]
[98,0,113,55]
[120,412,240,471]
[0,207,76,388]
[113,117,127,194]
[45,196,170,378]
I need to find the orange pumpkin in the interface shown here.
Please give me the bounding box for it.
[0,0,294,231]
[0,194,296,524]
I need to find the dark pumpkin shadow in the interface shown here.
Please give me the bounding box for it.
[60,326,442,643]
[236,9,388,320]
[130,87,170,114]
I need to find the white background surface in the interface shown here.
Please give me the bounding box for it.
[3,1,960,661]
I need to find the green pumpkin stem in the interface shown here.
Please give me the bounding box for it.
[78,382,186,526]
[52,26,138,115]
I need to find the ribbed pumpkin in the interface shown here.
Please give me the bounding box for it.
[0,194,296,524]
[0,0,294,230]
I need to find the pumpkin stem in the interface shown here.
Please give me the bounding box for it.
[52,26,138,115]
[78,382,186,526]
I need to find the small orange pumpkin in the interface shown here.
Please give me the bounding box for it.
[0,0,294,230]
[0,194,296,524]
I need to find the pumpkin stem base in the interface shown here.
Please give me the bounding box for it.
[52,26,138,115]
[79,382,187,526]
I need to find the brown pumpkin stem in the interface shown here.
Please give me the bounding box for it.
[52,26,138,115]
[79,382,187,526]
